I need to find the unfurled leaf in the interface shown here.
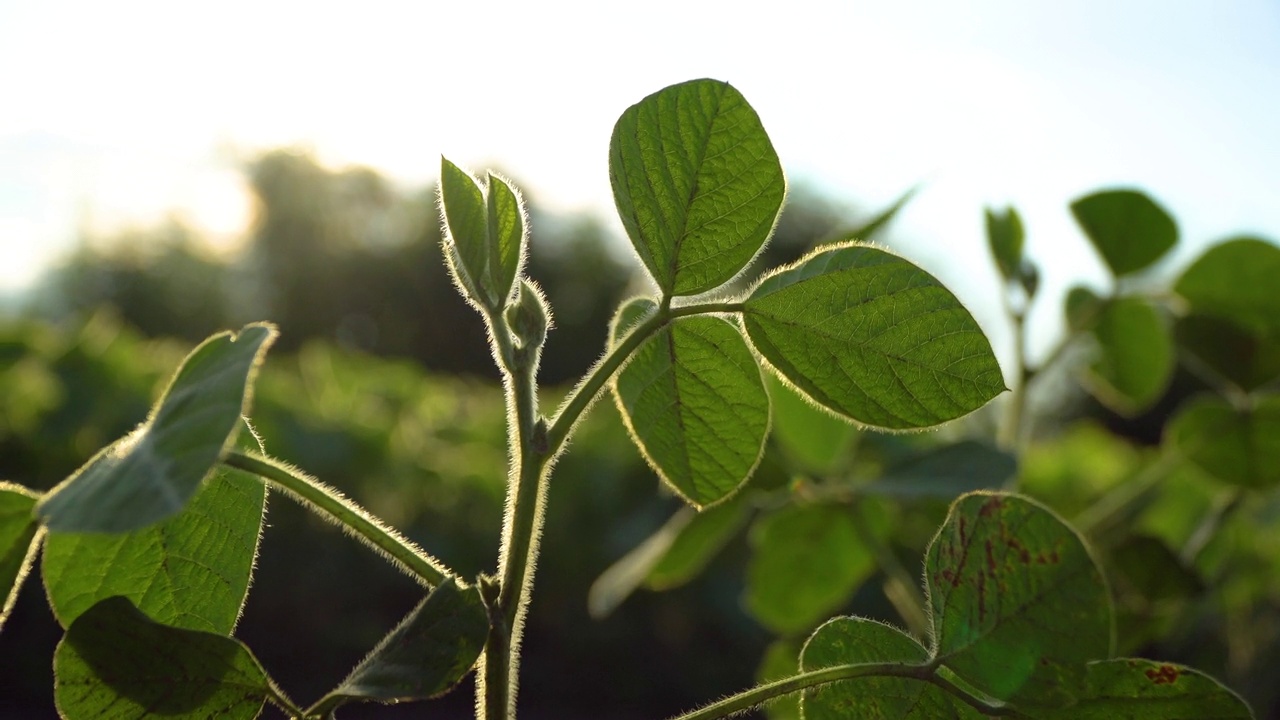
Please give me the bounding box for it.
[801,617,979,720]
[743,243,1005,430]
[927,493,1112,707]
[613,316,769,507]
[308,579,488,715]
[1175,236,1280,335]
[1175,314,1280,392]
[36,324,275,533]
[1167,395,1280,490]
[745,503,881,635]
[1084,297,1173,415]
[1070,189,1177,277]
[986,206,1025,281]
[829,186,918,245]
[863,440,1015,500]
[0,482,42,631]
[54,596,277,720]
[43,463,265,633]
[1032,659,1254,719]
[440,157,490,306]
[486,173,528,306]
[610,78,785,296]
[589,509,692,619]
[647,493,751,590]
[767,374,856,474]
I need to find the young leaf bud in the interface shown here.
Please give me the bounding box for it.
[505,279,551,352]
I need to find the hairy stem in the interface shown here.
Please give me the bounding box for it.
[222,450,452,587]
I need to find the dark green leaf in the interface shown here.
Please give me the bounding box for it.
[986,206,1025,281]
[828,186,918,245]
[309,578,488,715]
[863,440,1015,500]
[440,157,490,306]
[1109,535,1203,602]
[1070,189,1177,277]
[610,78,785,296]
[1032,659,1254,719]
[1175,236,1280,335]
[54,596,275,720]
[743,243,1005,429]
[613,316,769,507]
[757,639,802,720]
[43,463,266,633]
[801,617,979,719]
[1084,297,1173,415]
[1175,314,1280,392]
[745,503,880,635]
[1065,285,1104,333]
[36,324,276,533]
[767,374,856,474]
[486,173,527,306]
[0,482,42,631]
[647,493,751,590]
[1167,395,1280,489]
[927,492,1112,706]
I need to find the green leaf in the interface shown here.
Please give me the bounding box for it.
[43,462,266,633]
[927,492,1112,706]
[1175,236,1280,335]
[589,508,693,619]
[1084,297,1173,415]
[757,639,802,720]
[1175,314,1280,392]
[36,324,276,533]
[440,157,490,306]
[801,617,979,719]
[308,578,488,715]
[0,482,42,631]
[743,243,1005,430]
[647,493,751,590]
[608,296,660,347]
[1070,189,1177,277]
[745,503,880,635]
[610,78,785,296]
[486,172,527,306]
[1065,285,1105,333]
[54,596,277,720]
[1032,659,1254,719]
[1108,535,1203,602]
[862,440,1015,500]
[828,186,918,245]
[985,206,1025,281]
[1167,395,1280,489]
[613,315,769,507]
[767,374,856,474]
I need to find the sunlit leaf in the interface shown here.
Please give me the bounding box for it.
[1175,236,1280,335]
[610,78,785,295]
[827,186,918,245]
[54,596,276,720]
[1083,297,1173,415]
[647,493,751,590]
[986,206,1025,281]
[0,482,42,631]
[36,324,276,533]
[1167,395,1280,490]
[927,492,1112,706]
[440,157,490,306]
[1175,314,1280,392]
[767,374,856,474]
[589,508,691,619]
[43,462,265,633]
[862,440,1015,500]
[745,503,881,635]
[801,617,980,719]
[308,579,488,716]
[1031,659,1254,719]
[486,172,528,306]
[608,296,660,347]
[613,316,769,507]
[1070,189,1177,277]
[743,243,1005,430]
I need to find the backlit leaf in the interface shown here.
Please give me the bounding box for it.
[613,315,769,507]
[863,440,1015,500]
[1175,236,1280,335]
[743,243,1005,430]
[0,482,42,631]
[927,492,1112,707]
[986,206,1025,281]
[43,462,265,633]
[308,578,488,716]
[801,617,980,719]
[647,493,751,590]
[36,324,275,533]
[1167,395,1280,490]
[610,78,785,295]
[1084,297,1173,415]
[1032,659,1254,719]
[1175,314,1280,392]
[486,173,527,306]
[1070,189,1177,277]
[54,596,275,720]
[827,186,918,246]
[767,374,856,474]
[440,157,490,306]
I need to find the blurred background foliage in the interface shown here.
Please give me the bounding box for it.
[2,151,1279,718]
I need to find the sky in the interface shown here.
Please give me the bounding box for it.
[2,0,1278,363]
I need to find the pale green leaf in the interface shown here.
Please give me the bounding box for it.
[43,463,266,633]
[1070,189,1177,277]
[0,482,42,631]
[827,186,918,246]
[647,492,751,590]
[986,206,1025,281]
[1031,659,1254,719]
[613,315,769,507]
[1167,395,1280,490]
[1084,297,1173,415]
[486,173,527,306]
[927,492,1112,707]
[767,374,856,474]
[36,324,275,533]
[54,596,276,720]
[743,243,1005,430]
[610,78,785,295]
[440,157,490,306]
[1175,236,1280,335]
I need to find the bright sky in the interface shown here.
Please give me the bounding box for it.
[2,0,1278,362]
